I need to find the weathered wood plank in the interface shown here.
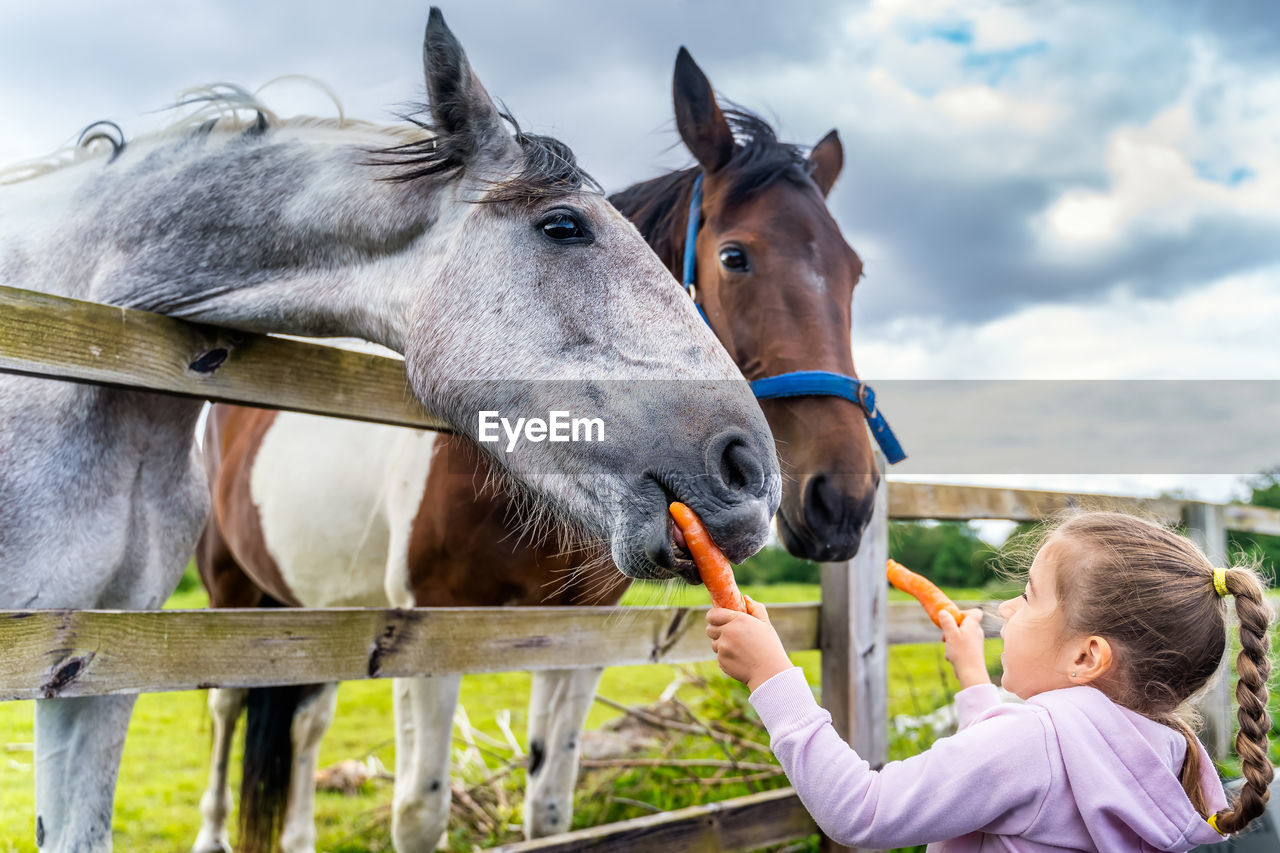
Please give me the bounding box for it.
[0,605,820,701]
[0,285,448,429]
[0,602,999,701]
[821,460,888,853]
[491,787,815,852]
[888,600,1004,645]
[889,481,1187,524]
[1222,503,1280,538]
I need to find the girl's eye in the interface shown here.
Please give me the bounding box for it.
[1021,591,1029,601]
[540,211,588,242]
[719,246,749,272]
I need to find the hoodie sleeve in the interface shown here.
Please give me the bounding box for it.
[955,682,1002,729]
[750,668,1054,850]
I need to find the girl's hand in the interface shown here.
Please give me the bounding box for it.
[706,596,792,691]
[940,608,990,689]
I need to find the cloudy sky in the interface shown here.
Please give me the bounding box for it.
[2,0,1276,504]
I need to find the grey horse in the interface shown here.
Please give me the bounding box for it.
[0,9,778,851]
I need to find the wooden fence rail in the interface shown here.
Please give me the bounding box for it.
[0,601,1006,702]
[491,787,817,852]
[890,480,1280,533]
[0,286,446,429]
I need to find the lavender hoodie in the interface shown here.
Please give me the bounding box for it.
[750,668,1228,851]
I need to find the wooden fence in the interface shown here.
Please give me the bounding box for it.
[4,286,1279,853]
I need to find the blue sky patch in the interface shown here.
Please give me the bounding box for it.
[930,23,974,45]
[1194,161,1255,186]
[962,42,1049,87]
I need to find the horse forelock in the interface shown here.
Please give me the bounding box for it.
[718,105,814,209]
[493,125,603,205]
[370,103,601,205]
[608,103,817,270]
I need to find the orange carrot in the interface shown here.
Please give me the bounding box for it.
[886,558,964,629]
[669,502,746,612]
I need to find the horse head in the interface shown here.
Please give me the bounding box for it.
[396,13,781,578]
[656,49,880,561]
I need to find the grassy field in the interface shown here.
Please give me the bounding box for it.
[0,578,1005,851]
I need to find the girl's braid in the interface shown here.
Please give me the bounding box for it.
[1211,567,1274,835]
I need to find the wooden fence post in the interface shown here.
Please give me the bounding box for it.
[819,455,889,853]
[1184,502,1232,761]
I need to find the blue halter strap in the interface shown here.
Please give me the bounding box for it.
[682,173,711,325]
[681,172,906,464]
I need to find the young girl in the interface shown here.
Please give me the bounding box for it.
[707,511,1274,851]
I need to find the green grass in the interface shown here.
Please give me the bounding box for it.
[0,578,1003,851]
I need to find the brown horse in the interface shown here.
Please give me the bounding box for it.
[193,49,885,853]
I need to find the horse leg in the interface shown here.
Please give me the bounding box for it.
[524,667,605,839]
[192,688,249,853]
[278,683,338,853]
[33,694,137,852]
[33,462,204,853]
[391,674,462,853]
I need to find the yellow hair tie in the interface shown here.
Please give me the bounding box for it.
[1213,568,1230,598]
[1208,812,1224,835]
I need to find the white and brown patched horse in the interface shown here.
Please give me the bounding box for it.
[194,48,892,853]
[0,10,781,852]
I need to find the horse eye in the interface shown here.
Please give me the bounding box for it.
[719,246,749,272]
[540,212,586,242]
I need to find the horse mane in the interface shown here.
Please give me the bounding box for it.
[608,103,814,271]
[0,80,391,186]
[0,79,602,206]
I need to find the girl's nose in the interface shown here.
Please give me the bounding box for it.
[998,598,1016,619]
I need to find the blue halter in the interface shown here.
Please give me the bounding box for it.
[681,172,906,464]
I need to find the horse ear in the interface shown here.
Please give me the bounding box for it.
[673,48,735,174]
[423,7,506,155]
[808,130,843,197]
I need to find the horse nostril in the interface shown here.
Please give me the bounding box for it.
[709,431,765,497]
[719,440,748,491]
[804,474,841,530]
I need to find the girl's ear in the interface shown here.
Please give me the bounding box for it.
[1069,636,1114,683]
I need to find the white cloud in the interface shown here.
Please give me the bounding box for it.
[862,0,965,35]
[857,265,1279,503]
[969,5,1040,52]
[856,264,1280,380]
[1040,110,1280,249]
[934,84,1058,130]
[1039,40,1280,252]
